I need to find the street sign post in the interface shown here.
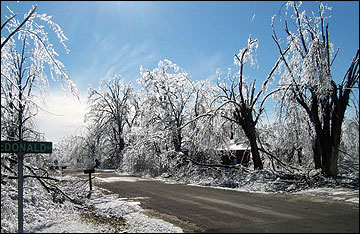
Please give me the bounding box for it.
[1,141,52,154]
[83,168,95,174]
[84,168,95,191]
[18,152,24,233]
[0,140,52,233]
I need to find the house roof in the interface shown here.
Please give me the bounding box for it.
[218,139,251,151]
[227,143,250,150]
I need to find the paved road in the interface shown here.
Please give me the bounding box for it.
[71,170,359,233]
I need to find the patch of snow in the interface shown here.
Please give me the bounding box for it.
[29,213,109,233]
[88,187,183,233]
[294,188,359,204]
[346,197,359,203]
[126,212,183,233]
[97,169,116,172]
[95,176,149,183]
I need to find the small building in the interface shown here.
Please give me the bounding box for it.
[218,140,251,167]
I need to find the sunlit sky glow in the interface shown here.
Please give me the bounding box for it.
[1,1,359,143]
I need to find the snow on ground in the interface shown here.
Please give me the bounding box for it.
[294,187,359,204]
[2,166,358,233]
[149,166,359,205]
[83,186,182,233]
[183,183,359,204]
[2,174,182,233]
[28,213,108,233]
[96,176,150,183]
[26,186,182,233]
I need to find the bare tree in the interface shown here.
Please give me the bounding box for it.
[272,1,359,177]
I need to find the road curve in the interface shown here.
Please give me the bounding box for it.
[73,170,359,233]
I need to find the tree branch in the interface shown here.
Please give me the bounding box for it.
[1,6,37,49]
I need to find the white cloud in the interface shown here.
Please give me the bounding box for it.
[251,14,256,23]
[79,39,157,83]
[194,51,224,81]
[129,41,148,58]
[36,90,88,143]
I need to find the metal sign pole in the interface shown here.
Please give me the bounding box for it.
[89,172,92,191]
[18,152,24,233]
[1,140,52,233]
[83,168,95,191]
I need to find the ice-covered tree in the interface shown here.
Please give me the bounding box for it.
[338,97,359,175]
[1,5,78,142]
[1,4,78,169]
[184,80,231,157]
[86,75,135,167]
[138,59,195,152]
[260,105,314,171]
[272,1,359,177]
[1,5,78,232]
[215,36,285,170]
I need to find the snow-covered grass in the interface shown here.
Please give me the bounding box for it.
[1,174,182,233]
[81,186,182,233]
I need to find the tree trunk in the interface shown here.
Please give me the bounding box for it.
[250,140,263,170]
[324,147,339,177]
[312,137,322,169]
[173,132,182,152]
[172,127,182,152]
[232,107,264,170]
[323,96,346,177]
[297,147,303,164]
[244,127,263,170]
[312,121,343,177]
[310,90,350,177]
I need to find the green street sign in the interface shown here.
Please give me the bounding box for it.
[0,141,52,154]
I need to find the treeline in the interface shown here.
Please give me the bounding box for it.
[54,2,359,178]
[2,2,359,181]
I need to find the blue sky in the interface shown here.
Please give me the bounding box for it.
[1,1,359,143]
